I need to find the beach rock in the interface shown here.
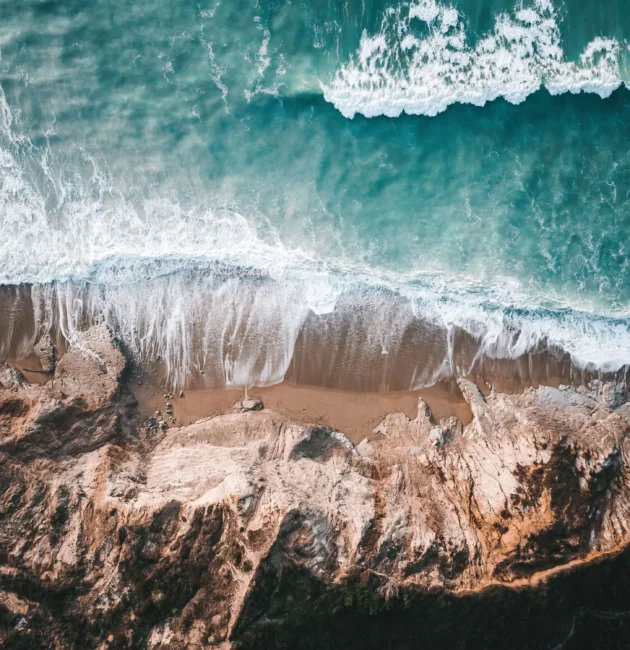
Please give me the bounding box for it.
[33,333,56,374]
[356,437,373,457]
[1,330,630,648]
[233,397,264,412]
[54,324,126,408]
[428,426,446,446]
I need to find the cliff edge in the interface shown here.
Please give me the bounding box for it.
[1,327,630,649]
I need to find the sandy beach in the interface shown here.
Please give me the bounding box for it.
[1,283,625,447]
[130,378,474,444]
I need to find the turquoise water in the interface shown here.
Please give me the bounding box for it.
[1,0,630,387]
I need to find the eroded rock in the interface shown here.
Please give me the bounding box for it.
[233,397,264,413]
[1,329,630,648]
[33,333,56,374]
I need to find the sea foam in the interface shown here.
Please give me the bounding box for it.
[322,0,625,118]
[0,76,628,387]
[12,274,630,392]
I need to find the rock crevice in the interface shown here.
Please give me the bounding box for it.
[1,327,630,648]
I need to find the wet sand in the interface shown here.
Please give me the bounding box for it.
[130,376,474,444]
[0,282,607,394]
[1,282,626,446]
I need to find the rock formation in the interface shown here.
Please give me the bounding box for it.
[1,326,630,649]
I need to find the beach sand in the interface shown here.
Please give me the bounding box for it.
[1,283,624,445]
[130,377,474,445]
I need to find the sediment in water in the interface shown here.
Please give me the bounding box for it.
[1,281,625,397]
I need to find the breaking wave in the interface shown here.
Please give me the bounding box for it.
[322,0,626,118]
[0,72,629,389]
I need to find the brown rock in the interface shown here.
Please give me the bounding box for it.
[1,328,630,649]
[33,333,56,374]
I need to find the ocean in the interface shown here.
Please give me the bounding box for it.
[0,0,629,389]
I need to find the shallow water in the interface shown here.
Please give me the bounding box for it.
[0,0,629,387]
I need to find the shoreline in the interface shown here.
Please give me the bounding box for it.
[1,282,629,396]
[1,281,628,448]
[2,323,630,649]
[130,377,474,445]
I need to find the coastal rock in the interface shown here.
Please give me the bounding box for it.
[1,327,630,648]
[54,325,126,407]
[33,333,56,374]
[233,397,264,413]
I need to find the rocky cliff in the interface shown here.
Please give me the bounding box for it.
[1,326,630,649]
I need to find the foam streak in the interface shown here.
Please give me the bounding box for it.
[323,0,624,118]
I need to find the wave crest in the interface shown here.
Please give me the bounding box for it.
[322,0,624,118]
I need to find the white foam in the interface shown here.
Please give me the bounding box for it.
[0,79,628,385]
[28,272,630,392]
[0,85,313,286]
[448,305,630,373]
[397,279,630,373]
[204,42,229,109]
[322,0,625,118]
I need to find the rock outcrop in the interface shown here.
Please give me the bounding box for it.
[1,326,630,649]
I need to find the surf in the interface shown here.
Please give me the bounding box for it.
[322,0,626,118]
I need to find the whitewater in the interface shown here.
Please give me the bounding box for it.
[0,0,629,388]
[323,0,628,118]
